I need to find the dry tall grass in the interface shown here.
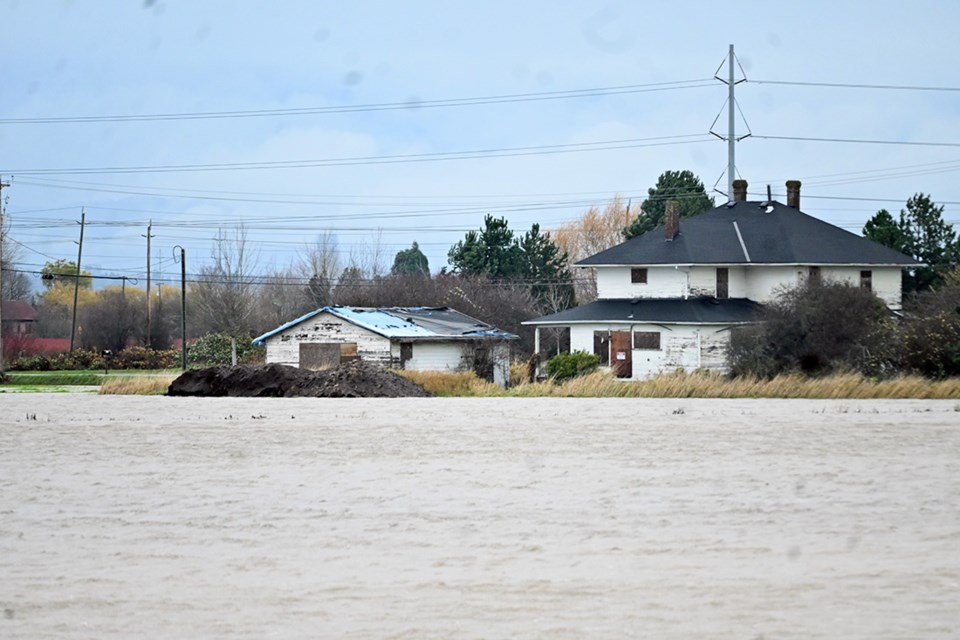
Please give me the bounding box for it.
[401,368,960,399]
[99,375,178,395]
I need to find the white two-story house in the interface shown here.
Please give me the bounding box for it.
[524,180,918,379]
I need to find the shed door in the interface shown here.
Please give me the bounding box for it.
[299,343,341,370]
[610,331,632,378]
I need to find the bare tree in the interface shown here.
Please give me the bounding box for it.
[189,226,259,336]
[1,215,31,300]
[299,230,342,309]
[79,286,145,351]
[250,267,313,335]
[552,195,634,303]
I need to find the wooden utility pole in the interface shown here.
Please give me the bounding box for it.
[69,209,86,352]
[144,221,154,347]
[0,177,11,376]
[175,245,187,371]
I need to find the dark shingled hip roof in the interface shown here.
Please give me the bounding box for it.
[523,297,762,326]
[577,200,919,267]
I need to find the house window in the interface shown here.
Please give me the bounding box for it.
[633,331,661,350]
[593,331,610,365]
[631,268,648,284]
[860,270,872,292]
[716,268,729,299]
[809,266,821,285]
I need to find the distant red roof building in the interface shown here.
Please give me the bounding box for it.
[2,300,38,335]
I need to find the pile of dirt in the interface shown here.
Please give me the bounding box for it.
[167,361,433,398]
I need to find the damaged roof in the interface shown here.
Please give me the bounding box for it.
[578,200,919,267]
[253,306,517,345]
[522,297,762,326]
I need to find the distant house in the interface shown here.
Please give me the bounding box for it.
[1,300,38,336]
[253,306,518,387]
[524,180,918,379]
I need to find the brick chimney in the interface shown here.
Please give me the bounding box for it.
[664,200,679,241]
[732,179,748,202]
[786,180,801,209]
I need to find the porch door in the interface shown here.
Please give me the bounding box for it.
[610,330,632,378]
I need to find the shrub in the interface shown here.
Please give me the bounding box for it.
[187,333,263,367]
[8,347,179,371]
[728,281,897,378]
[899,280,960,378]
[546,350,601,383]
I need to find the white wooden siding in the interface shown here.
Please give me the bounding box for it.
[265,312,392,367]
[821,266,902,309]
[595,267,686,299]
[405,342,463,372]
[569,323,733,379]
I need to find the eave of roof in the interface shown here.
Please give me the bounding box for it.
[522,297,763,326]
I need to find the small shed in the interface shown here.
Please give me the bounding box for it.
[252,306,518,387]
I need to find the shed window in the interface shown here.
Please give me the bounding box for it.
[631,268,648,284]
[633,331,661,350]
[860,270,872,292]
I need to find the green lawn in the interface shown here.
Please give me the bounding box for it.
[2,370,182,389]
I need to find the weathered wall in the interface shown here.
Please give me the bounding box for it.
[595,267,686,299]
[569,323,734,379]
[265,312,392,367]
[821,266,902,309]
[404,342,463,372]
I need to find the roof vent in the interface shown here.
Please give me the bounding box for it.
[725,201,736,208]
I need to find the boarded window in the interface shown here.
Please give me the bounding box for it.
[631,268,648,284]
[593,331,610,365]
[339,342,359,362]
[633,331,661,350]
[716,267,729,299]
[860,270,872,292]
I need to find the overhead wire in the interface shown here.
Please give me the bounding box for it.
[1,133,713,176]
[0,79,715,125]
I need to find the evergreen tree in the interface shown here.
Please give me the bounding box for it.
[863,193,960,292]
[518,223,574,311]
[863,208,909,254]
[391,241,430,276]
[447,215,523,278]
[624,170,715,239]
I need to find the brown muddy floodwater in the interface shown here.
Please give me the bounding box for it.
[1,395,959,639]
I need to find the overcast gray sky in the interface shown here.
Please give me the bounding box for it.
[3,0,959,286]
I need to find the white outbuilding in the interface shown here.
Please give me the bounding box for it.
[252,306,517,387]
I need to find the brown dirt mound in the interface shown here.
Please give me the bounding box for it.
[167,361,433,398]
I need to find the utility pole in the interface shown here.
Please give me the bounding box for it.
[175,245,187,371]
[0,177,11,377]
[144,221,154,348]
[69,208,86,352]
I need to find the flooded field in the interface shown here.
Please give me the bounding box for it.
[1,395,958,639]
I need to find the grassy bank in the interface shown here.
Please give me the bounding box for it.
[400,369,960,400]
[1,370,179,394]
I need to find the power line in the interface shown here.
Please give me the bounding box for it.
[0,79,715,125]
[753,134,960,148]
[750,79,960,92]
[1,134,713,176]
